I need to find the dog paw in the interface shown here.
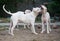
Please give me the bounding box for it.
[33,32,38,35]
[10,33,14,36]
[41,30,45,33]
[47,31,50,34]
[41,31,43,33]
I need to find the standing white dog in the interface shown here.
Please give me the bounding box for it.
[17,9,31,29]
[41,5,51,33]
[3,5,41,36]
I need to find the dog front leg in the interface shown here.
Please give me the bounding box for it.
[46,21,50,33]
[31,23,38,35]
[49,25,51,32]
[24,24,30,29]
[48,21,51,32]
[41,22,45,33]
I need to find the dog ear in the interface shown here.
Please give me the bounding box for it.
[32,8,35,12]
[32,8,35,11]
[41,5,47,10]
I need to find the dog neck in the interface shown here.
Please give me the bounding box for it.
[31,11,39,18]
[42,12,48,17]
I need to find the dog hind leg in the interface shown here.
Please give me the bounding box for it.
[10,20,18,36]
[49,21,51,32]
[9,20,13,34]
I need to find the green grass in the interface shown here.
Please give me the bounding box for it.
[0,27,8,31]
[0,18,10,23]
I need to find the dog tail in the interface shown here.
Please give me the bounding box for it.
[3,4,12,15]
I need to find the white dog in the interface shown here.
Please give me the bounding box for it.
[3,5,41,36]
[17,9,31,29]
[41,5,51,33]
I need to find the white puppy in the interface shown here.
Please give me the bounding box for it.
[41,5,51,33]
[3,5,41,36]
[25,9,31,14]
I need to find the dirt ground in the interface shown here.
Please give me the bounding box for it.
[0,26,60,41]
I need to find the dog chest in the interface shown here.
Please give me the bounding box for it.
[42,12,50,22]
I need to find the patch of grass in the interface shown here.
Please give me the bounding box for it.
[0,27,8,31]
[0,18,10,23]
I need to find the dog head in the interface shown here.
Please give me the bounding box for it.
[32,7,41,13]
[40,5,47,14]
[41,5,47,10]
